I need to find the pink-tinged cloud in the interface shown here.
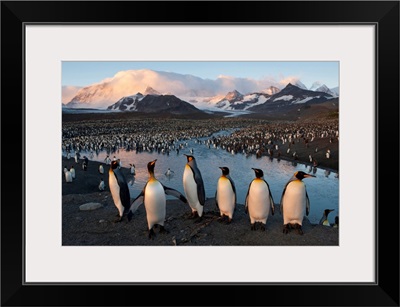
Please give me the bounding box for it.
[62,86,82,103]
[64,69,302,108]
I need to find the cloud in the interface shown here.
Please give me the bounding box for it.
[62,86,82,103]
[64,69,303,107]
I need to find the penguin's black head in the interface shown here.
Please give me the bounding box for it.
[335,216,339,225]
[252,168,264,178]
[184,154,194,162]
[324,209,335,217]
[147,159,157,174]
[110,160,119,170]
[219,167,230,176]
[295,171,315,180]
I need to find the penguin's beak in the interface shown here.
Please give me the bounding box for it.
[305,174,316,178]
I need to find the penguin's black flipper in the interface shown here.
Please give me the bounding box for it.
[244,181,253,214]
[163,185,188,204]
[215,190,219,210]
[227,176,237,205]
[263,179,275,215]
[305,190,310,216]
[113,169,131,211]
[189,165,206,206]
[129,189,145,218]
[280,181,291,215]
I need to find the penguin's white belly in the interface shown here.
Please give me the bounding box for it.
[217,178,235,217]
[282,181,306,225]
[70,169,75,178]
[183,166,202,214]
[247,180,271,222]
[144,180,166,228]
[109,171,124,216]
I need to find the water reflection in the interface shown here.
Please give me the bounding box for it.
[63,130,339,224]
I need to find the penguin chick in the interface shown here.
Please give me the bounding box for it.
[182,154,205,221]
[280,171,315,235]
[319,209,335,226]
[215,167,236,224]
[108,160,131,222]
[128,159,187,239]
[245,168,275,231]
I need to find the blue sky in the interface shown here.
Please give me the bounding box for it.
[62,61,339,89]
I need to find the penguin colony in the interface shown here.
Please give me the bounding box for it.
[65,152,336,239]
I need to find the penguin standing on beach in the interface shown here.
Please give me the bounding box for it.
[99,164,104,174]
[128,159,187,239]
[215,167,236,224]
[129,163,136,175]
[182,154,205,220]
[245,168,275,231]
[108,160,131,222]
[64,166,73,183]
[280,171,315,235]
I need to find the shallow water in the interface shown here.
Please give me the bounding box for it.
[63,130,339,224]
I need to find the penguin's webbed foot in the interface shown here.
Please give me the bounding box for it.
[114,216,123,223]
[283,224,290,234]
[251,223,256,231]
[294,224,303,235]
[148,228,155,240]
[189,211,198,219]
[194,216,203,224]
[260,223,266,231]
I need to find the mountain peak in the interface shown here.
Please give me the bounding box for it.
[224,90,243,103]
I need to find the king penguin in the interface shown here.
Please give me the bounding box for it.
[99,164,104,174]
[319,209,335,226]
[215,167,236,224]
[69,166,75,179]
[245,168,275,231]
[182,154,205,220]
[280,171,315,235]
[108,160,131,222]
[129,159,187,239]
[64,167,73,183]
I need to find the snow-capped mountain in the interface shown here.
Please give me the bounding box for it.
[107,94,204,115]
[248,83,335,112]
[294,81,308,90]
[330,86,339,97]
[64,69,320,109]
[309,81,323,91]
[214,90,272,111]
[63,69,339,114]
[107,93,145,111]
[262,86,280,95]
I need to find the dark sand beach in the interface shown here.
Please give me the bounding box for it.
[62,156,339,246]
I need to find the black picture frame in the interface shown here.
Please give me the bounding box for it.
[1,1,399,306]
